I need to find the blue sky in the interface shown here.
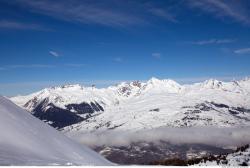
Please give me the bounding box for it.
[0,0,250,96]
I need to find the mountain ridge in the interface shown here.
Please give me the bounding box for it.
[10,77,250,130]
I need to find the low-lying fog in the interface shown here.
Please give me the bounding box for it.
[65,126,250,148]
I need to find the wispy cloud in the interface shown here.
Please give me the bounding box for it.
[148,8,178,23]
[234,48,250,54]
[187,0,250,25]
[49,51,59,57]
[2,0,249,30]
[11,0,146,28]
[0,20,47,31]
[152,53,161,59]
[113,57,123,63]
[0,64,86,71]
[7,0,180,28]
[189,38,235,45]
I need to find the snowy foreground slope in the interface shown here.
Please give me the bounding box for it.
[0,96,112,166]
[11,77,250,131]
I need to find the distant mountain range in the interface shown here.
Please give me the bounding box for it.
[10,77,250,130]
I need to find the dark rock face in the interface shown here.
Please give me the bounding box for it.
[194,103,213,111]
[181,101,250,125]
[149,108,160,112]
[232,107,250,114]
[31,99,104,129]
[210,102,229,108]
[33,103,84,129]
[66,102,104,114]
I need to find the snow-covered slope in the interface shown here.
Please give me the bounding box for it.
[10,77,250,132]
[0,96,112,166]
[196,144,250,166]
[223,145,250,166]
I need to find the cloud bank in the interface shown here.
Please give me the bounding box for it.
[66,126,250,148]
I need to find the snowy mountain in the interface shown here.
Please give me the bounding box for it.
[10,77,250,131]
[0,96,112,166]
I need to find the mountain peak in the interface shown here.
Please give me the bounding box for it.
[144,77,182,93]
[148,77,160,83]
[49,84,84,91]
[62,84,82,88]
[147,77,180,86]
[201,79,223,89]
